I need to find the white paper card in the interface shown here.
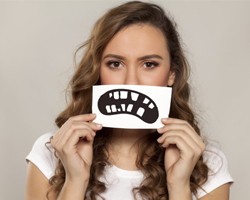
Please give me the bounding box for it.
[92,85,172,129]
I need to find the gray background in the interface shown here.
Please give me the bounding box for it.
[0,0,249,199]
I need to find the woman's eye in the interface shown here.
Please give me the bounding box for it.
[106,61,122,68]
[144,61,159,68]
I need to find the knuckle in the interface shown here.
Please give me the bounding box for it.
[174,135,182,141]
[50,138,58,149]
[69,124,77,132]
[81,121,89,127]
[50,138,55,146]
[83,127,91,133]
[68,116,75,123]
[200,143,206,153]
[50,142,55,149]
[182,120,189,126]
[183,122,191,130]
[61,145,71,155]
[52,145,61,154]
[187,151,196,159]
[195,148,202,157]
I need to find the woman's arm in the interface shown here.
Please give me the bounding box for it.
[199,183,230,200]
[157,118,231,200]
[157,118,205,200]
[56,175,89,200]
[25,162,56,200]
[25,114,102,200]
[25,162,89,200]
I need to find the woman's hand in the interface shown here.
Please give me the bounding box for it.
[51,114,102,183]
[157,118,205,198]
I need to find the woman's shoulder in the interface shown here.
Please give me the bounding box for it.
[195,141,234,199]
[32,132,54,145]
[26,132,57,180]
[28,132,54,155]
[203,142,231,175]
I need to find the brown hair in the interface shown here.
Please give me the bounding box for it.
[48,1,208,199]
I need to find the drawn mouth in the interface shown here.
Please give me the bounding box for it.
[97,89,159,124]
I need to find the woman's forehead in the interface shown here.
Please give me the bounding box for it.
[102,24,169,59]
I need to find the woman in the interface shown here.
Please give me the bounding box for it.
[25,1,233,200]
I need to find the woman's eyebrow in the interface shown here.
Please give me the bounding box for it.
[138,54,163,61]
[102,54,163,61]
[102,54,126,60]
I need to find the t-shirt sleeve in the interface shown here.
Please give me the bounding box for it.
[26,132,57,180]
[195,143,234,199]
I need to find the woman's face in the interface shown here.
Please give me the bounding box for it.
[100,24,175,86]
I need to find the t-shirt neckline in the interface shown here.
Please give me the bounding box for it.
[108,165,143,178]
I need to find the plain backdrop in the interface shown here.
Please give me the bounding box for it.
[0,0,249,199]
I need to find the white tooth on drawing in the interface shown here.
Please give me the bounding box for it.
[127,104,133,112]
[121,104,126,111]
[148,103,154,109]
[114,91,119,99]
[117,108,121,112]
[143,98,150,104]
[137,107,145,117]
[111,105,117,112]
[106,105,111,113]
[109,93,113,98]
[120,91,128,99]
[131,92,139,101]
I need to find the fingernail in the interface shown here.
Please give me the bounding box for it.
[96,123,102,128]
[161,118,168,122]
[157,137,162,143]
[157,128,162,133]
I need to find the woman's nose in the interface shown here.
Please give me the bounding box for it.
[124,67,139,85]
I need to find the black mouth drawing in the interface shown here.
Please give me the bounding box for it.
[97,89,159,124]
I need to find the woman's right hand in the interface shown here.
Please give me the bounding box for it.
[51,114,102,182]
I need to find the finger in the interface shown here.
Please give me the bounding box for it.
[88,122,103,131]
[52,122,96,152]
[67,113,97,123]
[157,130,204,155]
[66,121,102,134]
[59,114,97,133]
[68,128,94,145]
[59,123,96,149]
[52,118,102,148]
[157,119,204,148]
[157,123,204,149]
[60,129,94,156]
[158,118,193,130]
[161,135,203,161]
[161,135,193,157]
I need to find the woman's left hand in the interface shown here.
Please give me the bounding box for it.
[157,118,205,192]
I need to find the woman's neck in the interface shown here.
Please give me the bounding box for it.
[107,128,153,170]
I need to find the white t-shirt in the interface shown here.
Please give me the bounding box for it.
[26,132,233,199]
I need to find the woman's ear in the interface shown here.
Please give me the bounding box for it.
[167,71,175,86]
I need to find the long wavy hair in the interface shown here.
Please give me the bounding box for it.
[47,1,208,199]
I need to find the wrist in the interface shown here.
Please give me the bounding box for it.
[58,178,89,200]
[168,183,192,200]
[65,170,90,183]
[65,174,89,188]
